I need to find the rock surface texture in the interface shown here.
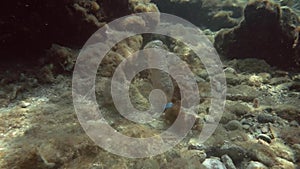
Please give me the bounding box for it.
[214,0,300,69]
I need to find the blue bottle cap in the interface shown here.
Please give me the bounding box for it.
[164,102,173,109]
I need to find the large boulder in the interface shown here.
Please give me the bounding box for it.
[214,0,300,69]
[0,0,158,64]
[151,0,245,31]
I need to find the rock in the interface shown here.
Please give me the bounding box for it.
[270,141,295,162]
[277,81,300,92]
[260,126,269,133]
[114,34,143,57]
[225,120,243,131]
[164,150,181,162]
[202,157,226,169]
[270,76,292,85]
[227,85,259,102]
[128,85,150,111]
[224,67,237,74]
[209,10,240,31]
[275,157,296,168]
[225,59,272,74]
[220,143,246,163]
[197,81,211,98]
[246,161,268,169]
[289,81,300,91]
[219,111,237,124]
[292,73,300,81]
[257,113,275,123]
[143,40,174,102]
[292,144,300,165]
[151,0,244,31]
[247,75,264,87]
[188,139,207,151]
[290,120,299,127]
[99,51,124,77]
[1,0,161,64]
[130,1,160,27]
[37,143,59,168]
[242,124,251,130]
[198,69,209,80]
[225,102,251,116]
[257,73,272,83]
[273,104,300,123]
[20,101,31,108]
[244,0,280,27]
[1,0,102,62]
[46,44,78,73]
[279,126,300,145]
[248,143,277,167]
[225,72,241,86]
[38,65,56,83]
[214,0,300,69]
[180,149,207,163]
[221,154,237,169]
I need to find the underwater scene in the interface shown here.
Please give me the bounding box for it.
[0,0,300,168]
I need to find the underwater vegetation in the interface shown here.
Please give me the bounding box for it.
[0,0,300,168]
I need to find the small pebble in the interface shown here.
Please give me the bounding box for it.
[261,126,269,133]
[246,161,268,169]
[264,107,272,113]
[242,124,250,130]
[225,120,243,131]
[188,140,206,151]
[202,157,226,169]
[180,149,207,163]
[257,113,275,123]
[224,67,237,74]
[221,154,237,169]
[290,120,299,127]
[20,101,31,108]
